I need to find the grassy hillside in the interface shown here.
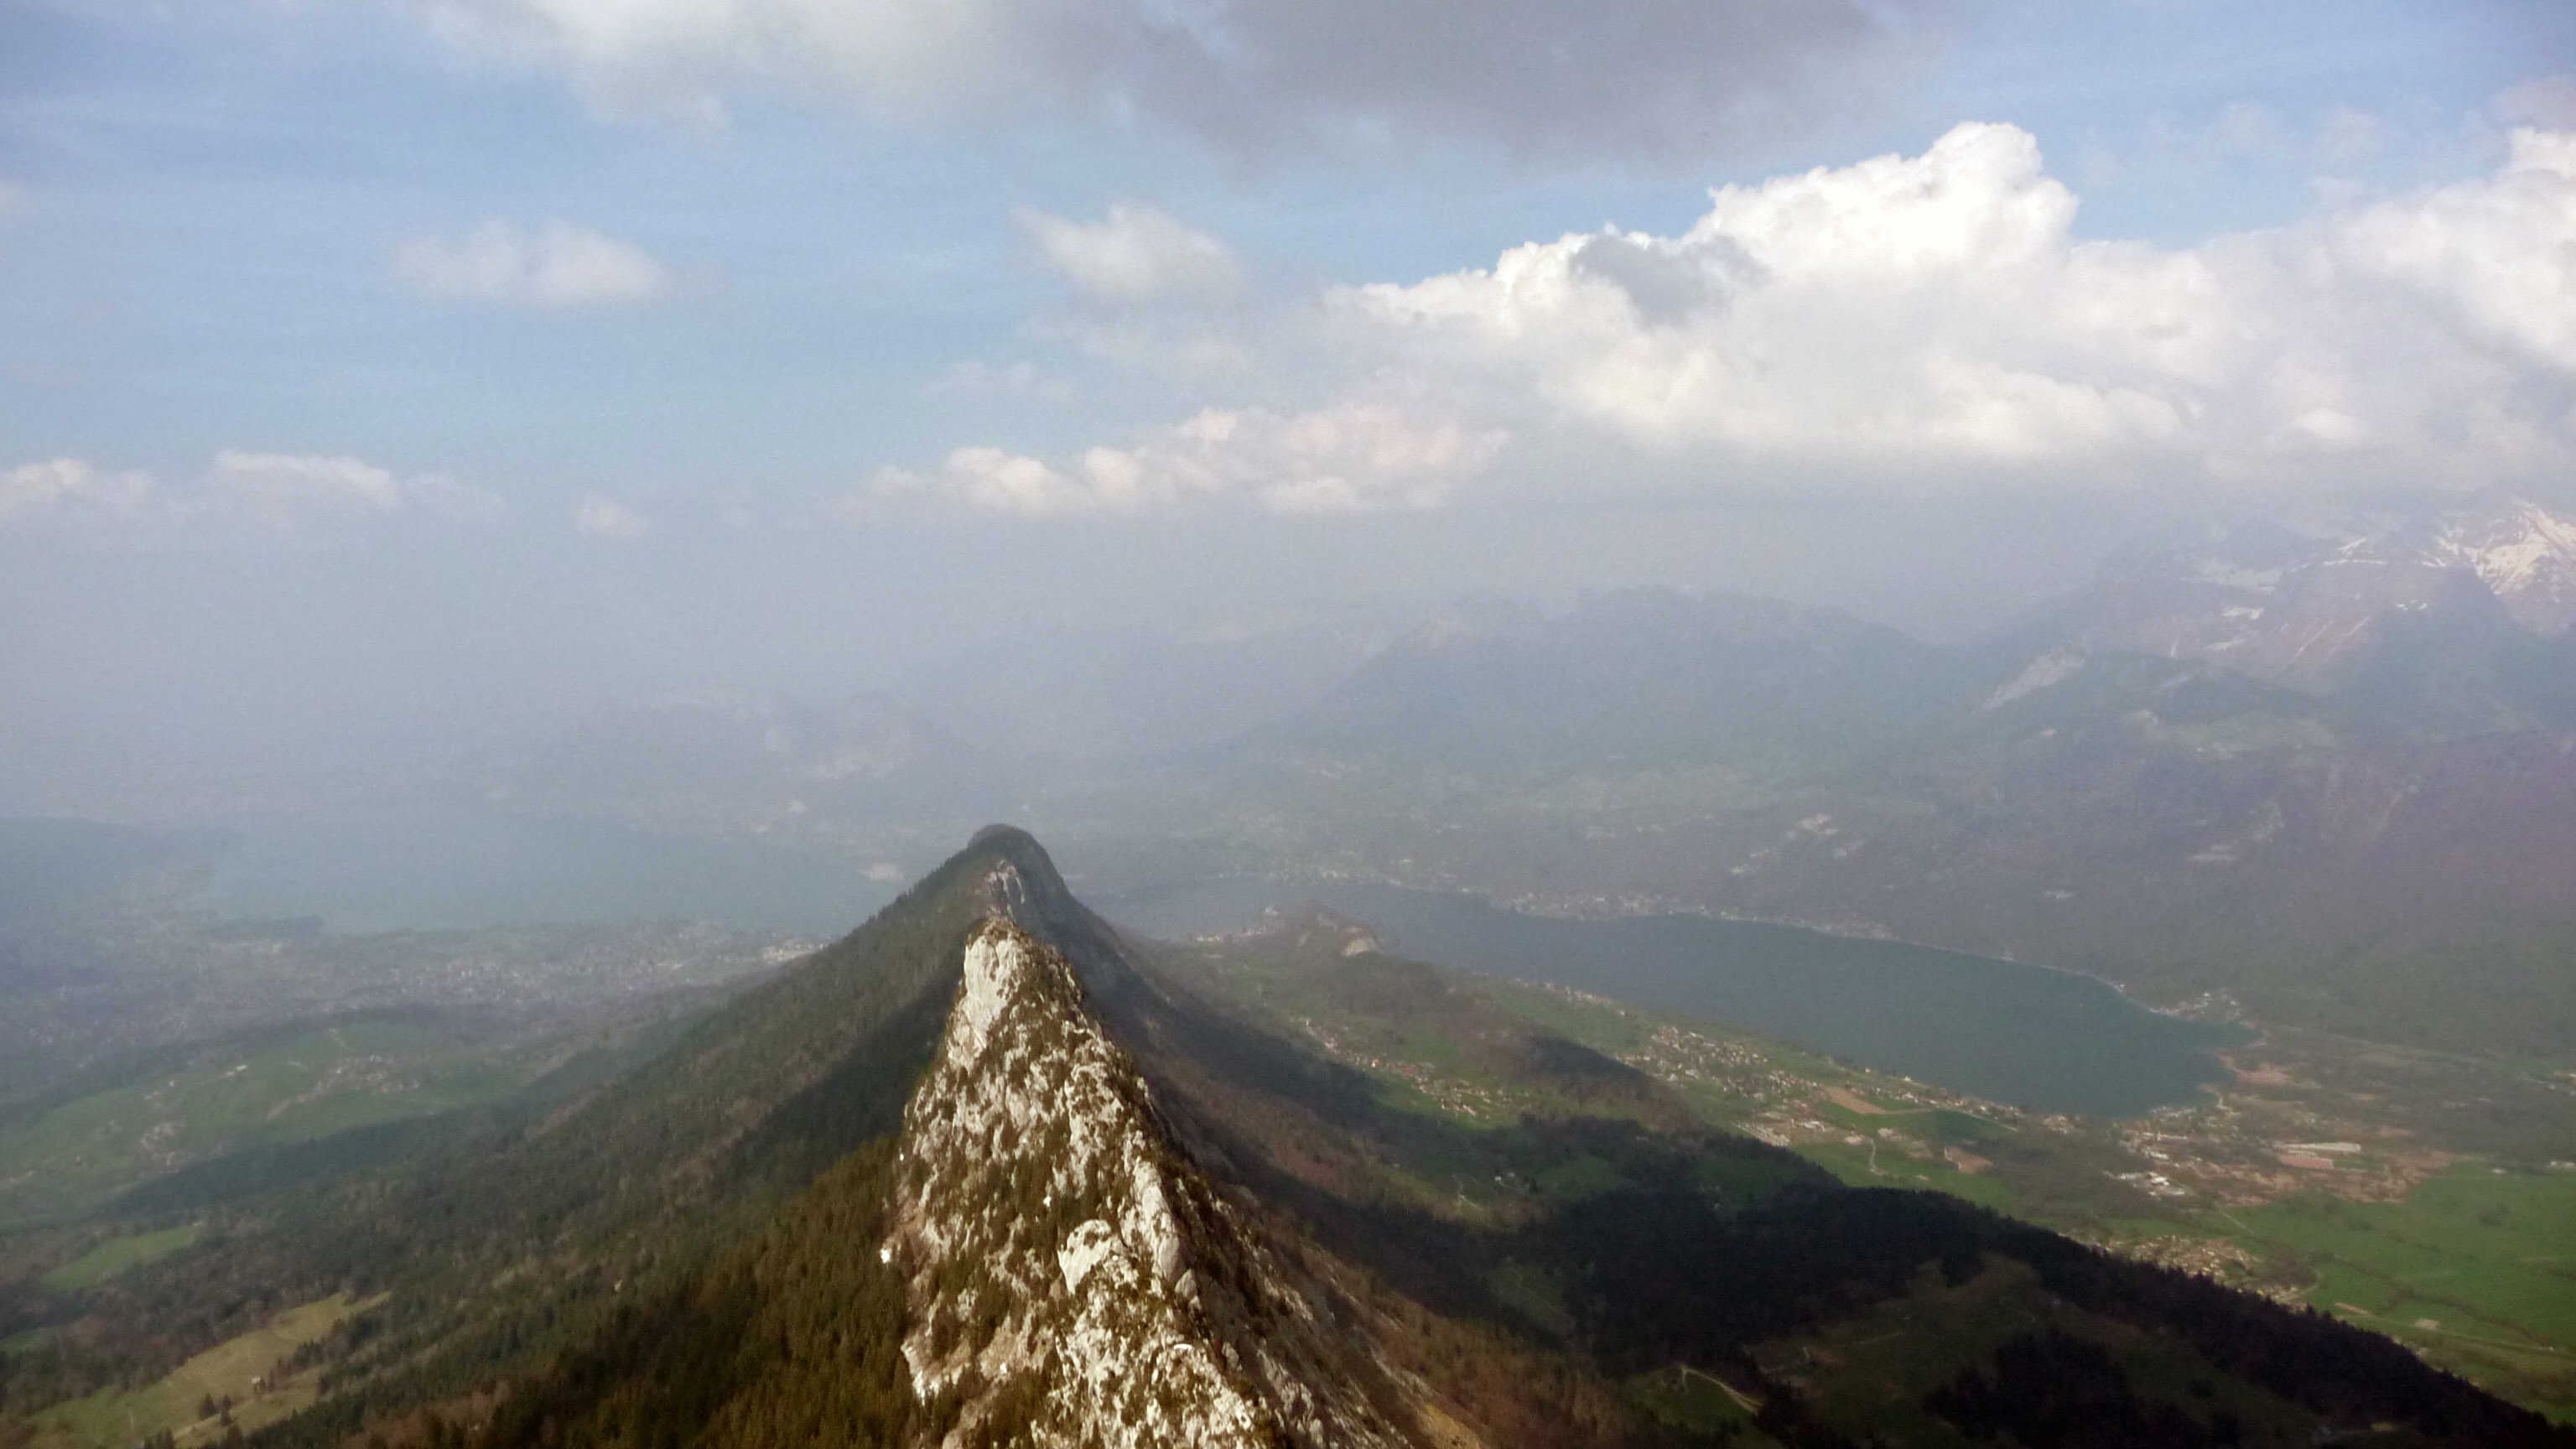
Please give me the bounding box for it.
[0,1015,542,1228]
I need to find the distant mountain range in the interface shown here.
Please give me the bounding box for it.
[1275,589,1957,782]
[2002,494,2576,736]
[490,498,2576,1057]
[2049,496,2576,689]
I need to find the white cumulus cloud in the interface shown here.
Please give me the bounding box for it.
[888,120,2576,517]
[1321,121,2576,497]
[1020,204,1243,306]
[0,458,155,523]
[2335,129,2576,371]
[392,219,672,309]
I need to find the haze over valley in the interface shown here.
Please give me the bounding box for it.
[6,0,2576,1444]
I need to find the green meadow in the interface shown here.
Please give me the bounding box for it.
[2210,1166,2576,1419]
[36,1224,200,1291]
[0,1017,532,1224]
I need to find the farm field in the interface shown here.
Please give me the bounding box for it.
[2210,1166,2576,1419]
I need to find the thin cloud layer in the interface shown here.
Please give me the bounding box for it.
[392,218,672,308]
[869,402,1502,517]
[0,451,495,533]
[214,449,404,514]
[2495,75,2576,128]
[1020,204,1243,307]
[407,0,1940,157]
[574,492,652,538]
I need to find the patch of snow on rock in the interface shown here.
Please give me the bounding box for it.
[1983,648,2085,710]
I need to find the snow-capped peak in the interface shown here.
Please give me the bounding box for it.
[2430,496,2576,634]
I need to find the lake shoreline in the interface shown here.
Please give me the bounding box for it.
[1095,865,2235,1023]
[1097,873,2253,1119]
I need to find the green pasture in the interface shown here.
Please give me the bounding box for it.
[37,1224,200,1291]
[2215,1165,2576,1419]
[0,1018,530,1224]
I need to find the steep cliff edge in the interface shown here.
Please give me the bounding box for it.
[886,885,1415,1448]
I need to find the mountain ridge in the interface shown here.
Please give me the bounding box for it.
[888,911,1411,1446]
[2007,494,2576,706]
[12,827,2570,1447]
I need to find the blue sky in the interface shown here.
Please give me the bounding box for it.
[4,0,2563,482]
[2,0,2573,818]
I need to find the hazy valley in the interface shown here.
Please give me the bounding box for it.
[365,495,2576,1057]
[14,7,2576,1445]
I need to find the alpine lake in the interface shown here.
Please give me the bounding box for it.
[1100,877,2251,1119]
